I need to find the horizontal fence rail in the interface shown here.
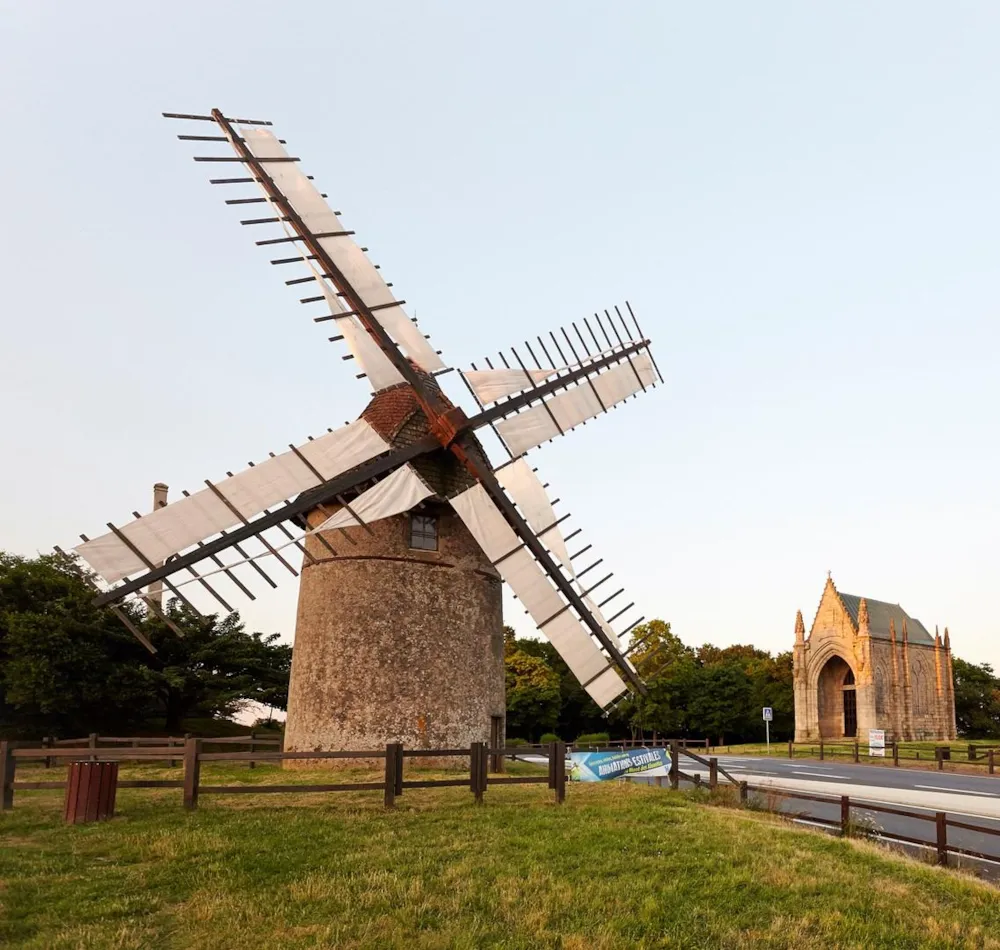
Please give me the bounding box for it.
[757,740,997,773]
[0,739,568,812]
[4,735,997,874]
[663,744,1000,871]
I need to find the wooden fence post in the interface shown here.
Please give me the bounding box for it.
[739,781,748,805]
[182,737,201,811]
[788,740,794,759]
[840,795,851,836]
[853,741,859,763]
[936,748,944,771]
[471,742,485,804]
[480,741,489,802]
[819,740,824,761]
[554,741,566,804]
[669,740,679,790]
[935,812,948,866]
[44,736,53,769]
[893,742,899,767]
[709,757,718,790]
[89,732,98,763]
[394,743,404,799]
[249,731,256,770]
[383,743,396,808]
[968,744,976,761]
[990,750,995,775]
[1,741,16,811]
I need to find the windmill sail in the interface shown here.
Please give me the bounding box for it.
[463,367,565,405]
[494,352,657,456]
[71,110,665,712]
[74,420,389,585]
[449,481,631,709]
[312,464,433,532]
[226,124,445,381]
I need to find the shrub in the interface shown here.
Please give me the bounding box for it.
[539,732,561,744]
[503,737,529,748]
[574,732,611,747]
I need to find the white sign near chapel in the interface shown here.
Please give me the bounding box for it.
[762,707,773,721]
[869,729,886,757]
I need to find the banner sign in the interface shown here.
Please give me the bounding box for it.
[869,729,886,757]
[568,747,671,782]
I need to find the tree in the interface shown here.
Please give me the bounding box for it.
[504,645,561,740]
[628,619,690,672]
[952,657,1000,739]
[143,605,291,731]
[0,552,155,736]
[0,551,291,736]
[686,662,754,744]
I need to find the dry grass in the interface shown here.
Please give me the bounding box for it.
[1,762,999,949]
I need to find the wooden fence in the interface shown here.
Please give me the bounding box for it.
[777,740,997,773]
[661,742,1000,870]
[4,735,998,872]
[0,739,567,812]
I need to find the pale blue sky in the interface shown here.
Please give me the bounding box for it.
[2,2,997,670]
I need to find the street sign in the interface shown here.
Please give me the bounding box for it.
[869,729,886,757]
[762,707,773,752]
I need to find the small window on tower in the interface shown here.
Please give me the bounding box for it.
[409,513,438,551]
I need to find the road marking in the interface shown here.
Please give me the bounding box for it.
[914,785,1000,798]
[790,771,850,779]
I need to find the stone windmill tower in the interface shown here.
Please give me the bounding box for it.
[69,108,666,755]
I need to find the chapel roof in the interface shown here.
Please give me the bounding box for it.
[837,591,935,646]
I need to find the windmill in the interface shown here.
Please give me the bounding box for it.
[69,108,666,757]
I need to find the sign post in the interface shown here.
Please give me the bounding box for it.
[868,729,886,758]
[762,707,773,753]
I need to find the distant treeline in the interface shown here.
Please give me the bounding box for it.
[2,551,997,742]
[505,621,1000,744]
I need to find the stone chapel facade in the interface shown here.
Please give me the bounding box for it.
[793,575,957,742]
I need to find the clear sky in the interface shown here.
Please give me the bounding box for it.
[2,2,998,672]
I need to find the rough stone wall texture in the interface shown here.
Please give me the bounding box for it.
[284,376,505,768]
[794,577,957,742]
[284,501,505,767]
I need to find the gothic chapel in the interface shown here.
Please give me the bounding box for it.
[793,575,957,742]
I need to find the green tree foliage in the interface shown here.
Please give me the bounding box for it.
[144,606,291,731]
[0,551,291,737]
[503,627,561,740]
[952,657,1000,738]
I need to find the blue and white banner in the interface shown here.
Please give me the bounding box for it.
[568,747,671,782]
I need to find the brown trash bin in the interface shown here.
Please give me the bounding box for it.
[64,761,118,824]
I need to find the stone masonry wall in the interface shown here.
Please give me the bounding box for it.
[283,500,505,767]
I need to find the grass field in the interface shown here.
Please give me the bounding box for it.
[2,762,1000,949]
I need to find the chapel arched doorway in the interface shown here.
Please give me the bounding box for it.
[817,655,857,739]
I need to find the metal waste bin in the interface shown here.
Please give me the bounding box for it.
[64,761,118,824]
